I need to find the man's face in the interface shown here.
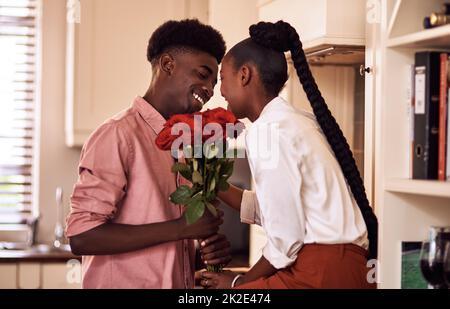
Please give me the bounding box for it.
[167,51,218,115]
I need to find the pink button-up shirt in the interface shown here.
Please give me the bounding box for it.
[66,96,195,289]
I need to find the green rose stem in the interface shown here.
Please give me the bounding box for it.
[202,154,224,273]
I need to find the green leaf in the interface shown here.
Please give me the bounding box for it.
[206,190,216,201]
[206,202,218,217]
[169,185,193,204]
[185,199,205,225]
[183,190,203,206]
[220,160,234,177]
[171,162,189,173]
[179,169,192,180]
[225,160,234,175]
[192,170,203,184]
[171,162,192,180]
[218,177,230,191]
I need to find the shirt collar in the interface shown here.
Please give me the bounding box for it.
[133,96,166,134]
[258,96,286,119]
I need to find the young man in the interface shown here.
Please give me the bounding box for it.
[66,19,231,288]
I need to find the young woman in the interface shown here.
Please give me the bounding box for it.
[200,21,378,289]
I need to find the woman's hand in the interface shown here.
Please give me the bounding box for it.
[200,270,239,289]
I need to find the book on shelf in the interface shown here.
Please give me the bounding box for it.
[414,51,450,180]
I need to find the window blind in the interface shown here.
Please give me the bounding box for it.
[0,0,37,223]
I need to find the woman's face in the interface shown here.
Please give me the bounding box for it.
[220,54,248,119]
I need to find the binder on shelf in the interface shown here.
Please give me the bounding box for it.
[413,52,441,180]
[406,64,415,179]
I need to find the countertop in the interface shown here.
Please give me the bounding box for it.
[0,244,80,263]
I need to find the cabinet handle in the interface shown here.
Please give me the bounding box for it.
[360,65,371,76]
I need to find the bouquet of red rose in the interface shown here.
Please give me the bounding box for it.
[155,107,244,272]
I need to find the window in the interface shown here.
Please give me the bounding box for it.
[0,0,38,224]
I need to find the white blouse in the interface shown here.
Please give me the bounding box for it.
[240,96,369,269]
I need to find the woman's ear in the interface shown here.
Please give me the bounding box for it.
[159,53,175,75]
[239,65,252,87]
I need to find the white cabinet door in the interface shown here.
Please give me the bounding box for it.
[42,262,82,289]
[0,264,17,288]
[364,0,383,206]
[65,0,208,147]
[18,263,41,289]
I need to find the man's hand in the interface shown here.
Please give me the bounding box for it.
[176,205,223,240]
[199,234,231,266]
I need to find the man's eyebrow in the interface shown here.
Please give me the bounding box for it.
[200,65,213,75]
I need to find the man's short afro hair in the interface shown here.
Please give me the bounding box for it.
[147,19,226,65]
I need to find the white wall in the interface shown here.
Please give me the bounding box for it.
[206,0,259,110]
[36,0,81,244]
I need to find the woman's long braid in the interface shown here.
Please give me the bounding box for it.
[251,21,378,259]
[288,26,377,259]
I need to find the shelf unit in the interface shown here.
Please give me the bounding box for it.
[387,24,450,48]
[385,179,450,198]
[374,0,450,288]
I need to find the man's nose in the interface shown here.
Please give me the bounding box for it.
[202,84,214,100]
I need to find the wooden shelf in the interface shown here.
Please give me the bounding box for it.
[387,24,450,48]
[385,178,450,198]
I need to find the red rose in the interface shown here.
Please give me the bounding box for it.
[203,108,243,140]
[203,107,238,126]
[156,113,202,150]
[156,108,244,150]
[155,127,177,150]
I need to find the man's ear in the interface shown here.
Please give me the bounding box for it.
[239,65,252,87]
[159,53,175,76]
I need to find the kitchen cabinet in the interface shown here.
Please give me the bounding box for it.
[42,262,81,289]
[258,0,366,52]
[0,264,17,288]
[0,249,81,289]
[0,261,81,289]
[18,263,40,289]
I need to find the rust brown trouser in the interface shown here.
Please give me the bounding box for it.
[237,244,376,289]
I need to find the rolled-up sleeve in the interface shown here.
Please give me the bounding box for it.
[240,190,261,226]
[246,125,305,269]
[66,121,132,237]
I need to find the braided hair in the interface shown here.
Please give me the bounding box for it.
[232,21,378,259]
